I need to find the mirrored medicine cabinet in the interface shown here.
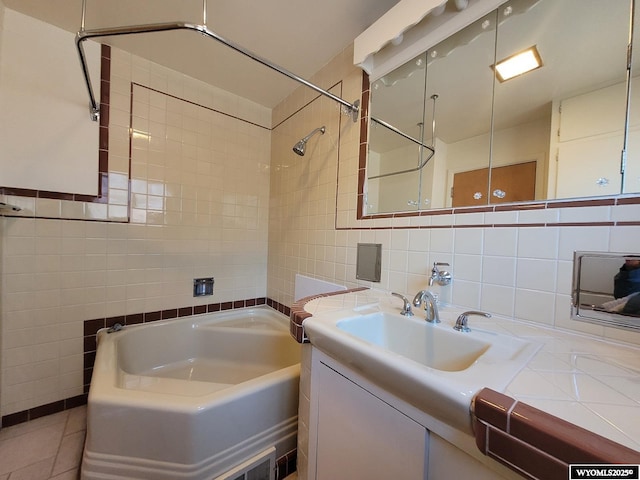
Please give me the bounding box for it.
[573,251,640,331]
[362,0,640,215]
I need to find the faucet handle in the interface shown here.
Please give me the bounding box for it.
[453,310,491,332]
[391,292,414,316]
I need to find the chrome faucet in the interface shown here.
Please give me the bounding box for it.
[412,290,440,323]
[453,311,491,332]
[429,262,452,286]
[391,292,414,316]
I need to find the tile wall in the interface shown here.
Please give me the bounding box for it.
[0,8,272,417]
[1,4,640,423]
[268,45,640,348]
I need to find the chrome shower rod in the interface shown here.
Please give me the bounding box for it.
[76,20,360,122]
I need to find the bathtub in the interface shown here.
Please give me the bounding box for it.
[81,306,301,480]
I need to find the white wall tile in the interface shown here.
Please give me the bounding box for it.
[558,226,610,260]
[516,258,557,292]
[514,289,556,325]
[480,284,515,317]
[453,227,483,254]
[482,256,516,286]
[517,226,559,259]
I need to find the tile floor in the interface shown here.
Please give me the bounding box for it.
[0,406,86,480]
[0,406,297,480]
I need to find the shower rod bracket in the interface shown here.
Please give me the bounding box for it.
[89,105,100,122]
[76,1,360,123]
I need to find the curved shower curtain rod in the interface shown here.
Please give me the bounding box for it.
[75,0,360,122]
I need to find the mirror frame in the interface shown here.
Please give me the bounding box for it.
[572,251,640,332]
[357,0,639,221]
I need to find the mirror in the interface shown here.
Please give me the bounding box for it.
[364,0,637,215]
[572,251,640,331]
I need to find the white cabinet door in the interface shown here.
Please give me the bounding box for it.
[315,362,428,480]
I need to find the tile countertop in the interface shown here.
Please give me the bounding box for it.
[297,289,640,453]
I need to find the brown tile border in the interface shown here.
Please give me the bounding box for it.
[473,388,640,478]
[289,287,369,343]
[1,394,87,429]
[354,193,640,229]
[275,449,297,480]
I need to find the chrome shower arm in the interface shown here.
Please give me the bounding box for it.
[76,10,361,122]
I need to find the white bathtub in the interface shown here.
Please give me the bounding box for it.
[81,306,301,480]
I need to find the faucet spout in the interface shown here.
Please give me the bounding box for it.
[412,290,440,323]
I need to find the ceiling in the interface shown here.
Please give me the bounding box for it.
[3,0,401,108]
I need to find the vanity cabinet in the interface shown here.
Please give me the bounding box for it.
[315,361,428,479]
[306,347,516,480]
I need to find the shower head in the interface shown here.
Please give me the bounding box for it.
[293,126,326,156]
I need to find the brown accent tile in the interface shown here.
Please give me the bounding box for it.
[358,144,368,169]
[39,191,74,200]
[100,54,111,86]
[2,187,37,197]
[65,394,88,410]
[361,72,370,93]
[83,351,96,369]
[487,426,568,480]
[208,303,221,312]
[233,300,245,309]
[454,206,494,214]
[144,310,162,322]
[420,208,453,216]
[178,306,193,317]
[98,150,109,173]
[357,167,366,188]
[288,287,369,342]
[99,101,110,127]
[246,298,256,307]
[357,194,364,219]
[549,198,616,208]
[616,221,640,226]
[473,388,517,431]
[221,302,233,311]
[194,304,207,314]
[161,308,177,320]
[474,420,488,454]
[1,410,29,428]
[99,126,109,150]
[257,297,266,305]
[510,402,640,464]
[495,202,545,211]
[83,335,97,353]
[106,316,125,328]
[84,319,105,336]
[30,400,65,420]
[617,195,640,205]
[125,313,144,325]
[83,368,93,386]
[557,222,615,227]
[361,90,370,118]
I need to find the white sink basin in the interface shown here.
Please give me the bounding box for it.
[337,313,490,371]
[303,306,540,433]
